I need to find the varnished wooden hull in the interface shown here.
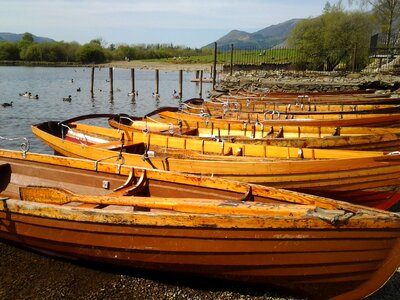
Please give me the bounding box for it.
[108,114,400,151]
[157,109,400,128]
[0,149,399,300]
[32,121,400,210]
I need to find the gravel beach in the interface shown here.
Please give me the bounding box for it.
[0,242,398,300]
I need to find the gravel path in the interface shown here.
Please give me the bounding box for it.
[0,242,398,300]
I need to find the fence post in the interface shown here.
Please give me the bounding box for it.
[352,44,357,72]
[213,42,217,89]
[230,44,234,75]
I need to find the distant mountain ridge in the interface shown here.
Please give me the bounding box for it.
[204,19,302,49]
[0,32,55,43]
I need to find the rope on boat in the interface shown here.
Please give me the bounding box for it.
[0,135,30,157]
[264,110,281,120]
[179,102,203,111]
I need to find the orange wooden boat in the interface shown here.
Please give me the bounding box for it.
[108,113,400,151]
[32,120,400,210]
[0,148,399,300]
[183,98,400,116]
[155,106,400,127]
[215,91,398,105]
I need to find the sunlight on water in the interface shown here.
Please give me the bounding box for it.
[0,66,212,154]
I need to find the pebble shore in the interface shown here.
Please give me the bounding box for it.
[0,242,398,300]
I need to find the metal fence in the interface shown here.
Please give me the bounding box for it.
[215,41,400,73]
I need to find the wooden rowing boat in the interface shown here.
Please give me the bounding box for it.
[214,92,399,105]
[184,97,399,114]
[156,107,400,127]
[0,148,399,300]
[32,120,400,210]
[108,113,400,151]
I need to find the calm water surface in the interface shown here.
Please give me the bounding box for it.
[0,66,211,154]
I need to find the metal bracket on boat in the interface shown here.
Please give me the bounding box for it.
[94,154,125,174]
[0,135,30,158]
[141,146,156,169]
[308,207,354,226]
[264,110,281,120]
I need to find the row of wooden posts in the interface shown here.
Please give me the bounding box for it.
[89,67,216,99]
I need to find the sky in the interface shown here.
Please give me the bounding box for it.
[0,0,353,48]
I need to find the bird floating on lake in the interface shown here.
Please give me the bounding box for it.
[172,90,180,99]
[77,87,81,92]
[128,90,139,97]
[1,101,13,107]
[63,95,72,102]
[21,92,31,98]
[29,94,39,99]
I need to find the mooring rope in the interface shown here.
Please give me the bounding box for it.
[0,135,30,156]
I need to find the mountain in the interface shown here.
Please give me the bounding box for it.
[0,32,55,43]
[204,18,302,49]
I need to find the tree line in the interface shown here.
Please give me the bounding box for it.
[288,0,399,71]
[0,33,212,64]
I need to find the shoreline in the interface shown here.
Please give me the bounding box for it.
[0,60,214,72]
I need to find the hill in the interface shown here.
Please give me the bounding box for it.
[0,32,55,43]
[204,19,302,49]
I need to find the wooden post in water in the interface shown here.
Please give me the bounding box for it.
[90,66,95,94]
[212,42,217,90]
[130,68,135,94]
[155,69,159,95]
[178,70,183,99]
[199,70,203,98]
[109,67,114,94]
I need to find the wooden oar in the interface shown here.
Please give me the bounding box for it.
[19,186,316,217]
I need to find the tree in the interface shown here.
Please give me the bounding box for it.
[288,3,373,70]
[349,0,400,49]
[76,43,107,63]
[0,42,20,60]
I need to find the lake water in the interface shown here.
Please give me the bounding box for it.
[0,66,212,154]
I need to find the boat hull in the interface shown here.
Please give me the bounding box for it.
[1,205,399,300]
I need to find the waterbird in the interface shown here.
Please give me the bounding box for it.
[1,101,13,107]
[128,90,138,97]
[63,95,72,102]
[172,90,180,99]
[77,87,81,92]
[29,94,39,99]
[19,91,28,96]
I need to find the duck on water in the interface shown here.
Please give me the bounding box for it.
[1,101,13,107]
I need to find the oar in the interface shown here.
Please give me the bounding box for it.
[19,186,314,217]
